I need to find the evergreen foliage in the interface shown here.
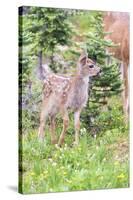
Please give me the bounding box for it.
[81,12,122,134]
[19,7,122,134]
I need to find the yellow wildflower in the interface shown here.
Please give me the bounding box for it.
[117,173,125,179]
[63,171,67,175]
[66,179,72,183]
[30,172,35,176]
[114,161,119,166]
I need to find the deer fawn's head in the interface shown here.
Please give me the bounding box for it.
[78,54,101,77]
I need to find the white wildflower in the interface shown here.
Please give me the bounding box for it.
[52,162,57,166]
[48,158,53,162]
[80,128,87,136]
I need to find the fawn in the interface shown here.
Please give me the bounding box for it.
[38,53,101,146]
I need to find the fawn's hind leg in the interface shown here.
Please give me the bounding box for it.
[74,109,81,145]
[50,116,57,144]
[58,109,69,146]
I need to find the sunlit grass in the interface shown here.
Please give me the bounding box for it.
[20,122,129,193]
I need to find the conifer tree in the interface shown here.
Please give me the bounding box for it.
[19,6,74,131]
[81,12,122,133]
[22,6,73,75]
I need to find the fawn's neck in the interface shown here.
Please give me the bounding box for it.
[82,76,89,84]
[73,74,90,96]
[68,74,90,110]
[75,74,89,85]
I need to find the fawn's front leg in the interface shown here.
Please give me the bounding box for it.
[58,110,69,146]
[50,116,57,144]
[38,111,46,140]
[74,110,81,145]
[38,101,48,140]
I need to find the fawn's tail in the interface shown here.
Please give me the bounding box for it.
[42,64,52,78]
[37,64,52,80]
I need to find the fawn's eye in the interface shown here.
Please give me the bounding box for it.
[89,64,94,68]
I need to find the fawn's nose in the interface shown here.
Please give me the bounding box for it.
[99,69,102,73]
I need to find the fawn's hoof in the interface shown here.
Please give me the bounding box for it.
[73,141,79,146]
[57,143,62,147]
[55,144,61,149]
[58,137,65,147]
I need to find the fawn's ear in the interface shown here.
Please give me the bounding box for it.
[79,55,87,66]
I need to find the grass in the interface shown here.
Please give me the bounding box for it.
[19,120,129,194]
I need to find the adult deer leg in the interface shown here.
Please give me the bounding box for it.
[50,116,57,144]
[58,110,69,146]
[123,62,129,121]
[74,109,81,145]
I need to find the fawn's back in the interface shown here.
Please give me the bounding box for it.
[42,73,89,116]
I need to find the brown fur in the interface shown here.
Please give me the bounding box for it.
[104,12,129,120]
[38,54,100,145]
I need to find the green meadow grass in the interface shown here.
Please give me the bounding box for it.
[19,122,129,194]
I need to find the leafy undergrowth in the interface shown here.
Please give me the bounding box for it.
[20,122,129,194]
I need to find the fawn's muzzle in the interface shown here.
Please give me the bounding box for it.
[96,68,102,76]
[99,69,102,73]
